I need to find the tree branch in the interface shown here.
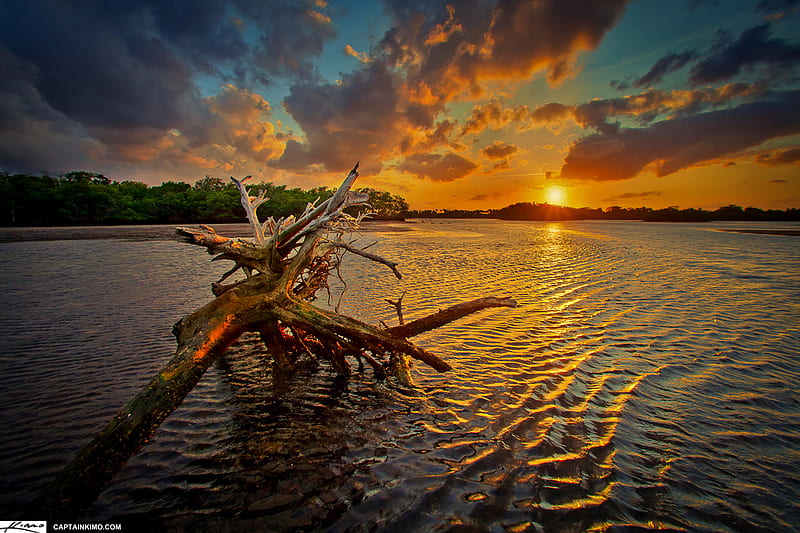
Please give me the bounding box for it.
[385,292,406,325]
[336,241,402,279]
[388,297,517,338]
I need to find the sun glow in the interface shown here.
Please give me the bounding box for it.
[545,186,566,205]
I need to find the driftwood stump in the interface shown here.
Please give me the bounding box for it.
[31,162,516,518]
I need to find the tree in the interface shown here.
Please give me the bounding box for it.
[354,188,409,219]
[193,176,229,191]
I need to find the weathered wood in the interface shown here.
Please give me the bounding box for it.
[385,292,407,325]
[338,240,402,279]
[31,162,516,519]
[388,297,517,338]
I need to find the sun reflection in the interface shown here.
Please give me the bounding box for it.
[545,222,562,233]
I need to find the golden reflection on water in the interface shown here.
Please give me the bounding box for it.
[2,220,797,531]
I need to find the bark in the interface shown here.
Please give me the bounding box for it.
[31,162,516,519]
[388,297,517,338]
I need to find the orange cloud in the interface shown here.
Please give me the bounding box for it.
[561,90,800,181]
[398,152,478,181]
[344,44,370,63]
[423,5,463,46]
[460,84,767,138]
[273,1,630,178]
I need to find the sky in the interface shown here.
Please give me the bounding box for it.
[1,0,799,210]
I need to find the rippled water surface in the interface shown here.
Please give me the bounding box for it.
[1,220,799,532]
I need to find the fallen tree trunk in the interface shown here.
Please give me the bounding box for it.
[31,162,516,519]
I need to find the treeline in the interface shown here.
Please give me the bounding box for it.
[411,203,800,222]
[0,171,409,226]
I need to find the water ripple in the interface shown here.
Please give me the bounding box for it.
[1,220,798,531]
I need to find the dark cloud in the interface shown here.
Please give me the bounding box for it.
[607,191,662,200]
[398,152,478,181]
[633,51,696,88]
[689,24,800,85]
[276,62,438,173]
[470,191,504,201]
[0,2,196,131]
[471,0,628,85]
[235,0,335,83]
[756,0,800,17]
[756,147,800,165]
[610,79,631,91]
[561,90,800,181]
[0,0,334,174]
[768,179,787,183]
[481,141,518,160]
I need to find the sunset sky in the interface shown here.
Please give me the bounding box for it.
[1,0,799,210]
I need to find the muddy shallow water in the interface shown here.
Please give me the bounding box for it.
[1,220,798,531]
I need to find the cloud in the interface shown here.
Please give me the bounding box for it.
[561,90,800,181]
[276,61,445,173]
[755,146,800,165]
[423,5,463,46]
[481,141,519,159]
[0,0,632,181]
[610,79,631,91]
[276,0,629,174]
[398,152,478,181]
[689,24,800,85]
[461,100,536,135]
[470,191,504,201]
[756,0,800,18]
[344,44,370,63]
[207,85,285,163]
[0,0,334,175]
[769,179,788,183]
[606,191,662,200]
[460,84,764,137]
[633,51,696,88]
[464,0,629,86]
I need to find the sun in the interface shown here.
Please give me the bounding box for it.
[544,186,566,205]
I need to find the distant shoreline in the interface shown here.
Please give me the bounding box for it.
[2,219,799,243]
[717,229,800,236]
[0,220,413,243]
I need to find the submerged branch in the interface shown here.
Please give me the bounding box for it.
[388,297,517,338]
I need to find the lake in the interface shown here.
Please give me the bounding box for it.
[0,219,798,532]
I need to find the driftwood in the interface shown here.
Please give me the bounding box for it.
[31,162,516,518]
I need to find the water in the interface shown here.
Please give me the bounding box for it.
[0,220,798,532]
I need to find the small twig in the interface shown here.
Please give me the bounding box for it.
[334,250,348,313]
[384,291,407,326]
[287,325,317,361]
